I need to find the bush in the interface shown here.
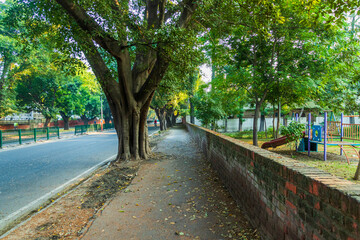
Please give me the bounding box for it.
[280,121,305,142]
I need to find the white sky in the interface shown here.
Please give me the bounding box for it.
[200,64,212,83]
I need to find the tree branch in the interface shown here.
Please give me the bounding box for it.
[55,0,125,58]
[177,0,197,28]
[79,37,122,108]
[135,54,169,105]
[134,0,198,104]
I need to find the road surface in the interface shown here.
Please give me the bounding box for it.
[0,127,159,231]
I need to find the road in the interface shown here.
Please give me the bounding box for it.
[0,127,159,230]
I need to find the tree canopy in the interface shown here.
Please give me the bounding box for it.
[2,0,360,153]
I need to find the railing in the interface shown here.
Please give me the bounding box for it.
[342,123,360,141]
[74,123,114,135]
[75,125,89,135]
[325,121,360,141]
[0,127,60,148]
[0,123,115,148]
[103,123,114,130]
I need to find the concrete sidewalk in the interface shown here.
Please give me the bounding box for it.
[82,126,260,240]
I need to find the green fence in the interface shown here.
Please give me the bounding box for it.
[103,123,114,130]
[75,125,88,135]
[74,123,114,135]
[0,127,60,148]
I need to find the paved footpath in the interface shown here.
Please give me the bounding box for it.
[82,127,260,240]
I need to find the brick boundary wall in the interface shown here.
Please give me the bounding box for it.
[186,123,360,240]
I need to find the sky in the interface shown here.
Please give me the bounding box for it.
[200,64,212,83]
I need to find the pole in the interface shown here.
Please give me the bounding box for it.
[0,130,2,148]
[100,95,103,131]
[34,128,37,142]
[46,127,49,140]
[19,129,22,145]
[296,113,299,122]
[324,112,327,161]
[340,113,344,155]
[308,113,311,156]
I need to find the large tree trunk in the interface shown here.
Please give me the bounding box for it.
[108,90,154,161]
[54,0,198,161]
[172,112,178,125]
[155,108,167,131]
[166,109,174,128]
[166,115,172,128]
[44,117,51,128]
[59,111,70,130]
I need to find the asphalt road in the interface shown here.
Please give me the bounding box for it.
[0,127,159,230]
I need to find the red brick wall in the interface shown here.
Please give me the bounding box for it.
[186,123,360,240]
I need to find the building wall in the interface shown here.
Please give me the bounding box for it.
[186,123,360,240]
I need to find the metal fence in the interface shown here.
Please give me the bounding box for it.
[0,127,60,148]
[0,123,115,148]
[103,123,114,130]
[74,123,114,135]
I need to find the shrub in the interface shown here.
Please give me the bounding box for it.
[280,121,305,142]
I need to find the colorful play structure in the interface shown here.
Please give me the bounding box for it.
[300,112,360,162]
[262,112,360,179]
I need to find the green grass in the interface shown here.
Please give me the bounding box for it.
[306,160,357,181]
[279,150,360,182]
[225,130,275,140]
[59,127,75,133]
[225,131,360,183]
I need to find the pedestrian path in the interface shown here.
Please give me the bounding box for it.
[82,126,260,240]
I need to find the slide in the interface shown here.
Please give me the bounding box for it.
[261,131,305,149]
[261,136,288,149]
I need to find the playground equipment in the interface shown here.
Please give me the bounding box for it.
[303,113,360,162]
[300,112,360,179]
[261,114,304,150]
[261,135,289,149]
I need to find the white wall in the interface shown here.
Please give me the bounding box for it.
[185,115,360,132]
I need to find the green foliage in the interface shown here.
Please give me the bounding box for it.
[0,1,23,117]
[280,121,306,142]
[193,85,225,129]
[78,72,101,121]
[16,69,59,119]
